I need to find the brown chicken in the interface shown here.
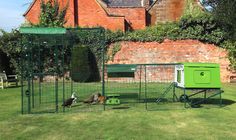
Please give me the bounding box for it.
[98,95,106,104]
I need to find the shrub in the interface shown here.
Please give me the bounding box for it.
[179,14,226,44]
[0,50,12,74]
[71,45,90,82]
[0,30,21,74]
[221,41,236,70]
[70,44,100,82]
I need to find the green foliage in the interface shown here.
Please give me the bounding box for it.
[105,30,124,43]
[106,13,225,45]
[202,0,236,41]
[124,22,179,42]
[71,45,100,82]
[0,50,12,74]
[105,22,180,43]
[221,41,236,70]
[183,0,205,17]
[71,45,91,82]
[109,42,121,61]
[0,30,22,74]
[38,0,68,27]
[71,28,106,65]
[179,14,225,44]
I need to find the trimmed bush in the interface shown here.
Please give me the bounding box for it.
[71,45,90,82]
[71,44,100,82]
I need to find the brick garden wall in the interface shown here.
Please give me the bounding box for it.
[107,40,232,82]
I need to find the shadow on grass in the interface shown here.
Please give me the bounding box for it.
[190,98,235,106]
[119,93,138,99]
[30,109,56,114]
[71,104,83,107]
[5,85,21,89]
[145,98,169,103]
[111,106,130,109]
[145,97,235,107]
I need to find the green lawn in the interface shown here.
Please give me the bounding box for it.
[0,83,235,140]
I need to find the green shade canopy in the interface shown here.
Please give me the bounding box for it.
[19,27,67,35]
[106,64,137,73]
[181,63,219,68]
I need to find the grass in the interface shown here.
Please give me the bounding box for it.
[0,83,236,140]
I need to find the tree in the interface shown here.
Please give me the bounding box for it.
[38,0,68,27]
[0,30,22,74]
[202,0,236,40]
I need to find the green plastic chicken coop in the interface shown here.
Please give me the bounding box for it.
[175,63,221,89]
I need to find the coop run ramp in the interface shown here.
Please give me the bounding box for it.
[156,82,177,103]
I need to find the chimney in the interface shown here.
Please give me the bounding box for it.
[141,0,144,7]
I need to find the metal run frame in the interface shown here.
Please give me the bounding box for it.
[105,63,224,110]
[19,27,223,114]
[20,27,106,114]
[179,87,224,108]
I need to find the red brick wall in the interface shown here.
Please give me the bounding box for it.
[77,0,125,31]
[107,8,146,30]
[107,40,232,82]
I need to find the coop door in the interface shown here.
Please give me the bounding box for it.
[175,65,184,88]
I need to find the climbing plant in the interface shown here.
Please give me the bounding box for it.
[38,0,68,27]
[105,13,225,45]
[104,13,235,69]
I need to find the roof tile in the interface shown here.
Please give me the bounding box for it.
[104,0,143,7]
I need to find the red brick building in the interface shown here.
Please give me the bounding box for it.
[24,0,200,31]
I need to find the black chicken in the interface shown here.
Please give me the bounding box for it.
[62,98,75,107]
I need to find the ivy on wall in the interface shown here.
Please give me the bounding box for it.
[106,13,225,45]
[105,13,235,69]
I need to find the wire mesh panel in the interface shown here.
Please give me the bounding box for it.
[22,41,64,114]
[104,64,185,110]
[104,64,142,110]
[62,82,103,113]
[20,28,223,114]
[31,74,58,113]
[141,64,183,110]
[20,28,106,114]
[21,45,31,114]
[63,28,105,113]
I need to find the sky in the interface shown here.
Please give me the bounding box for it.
[0,0,32,32]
